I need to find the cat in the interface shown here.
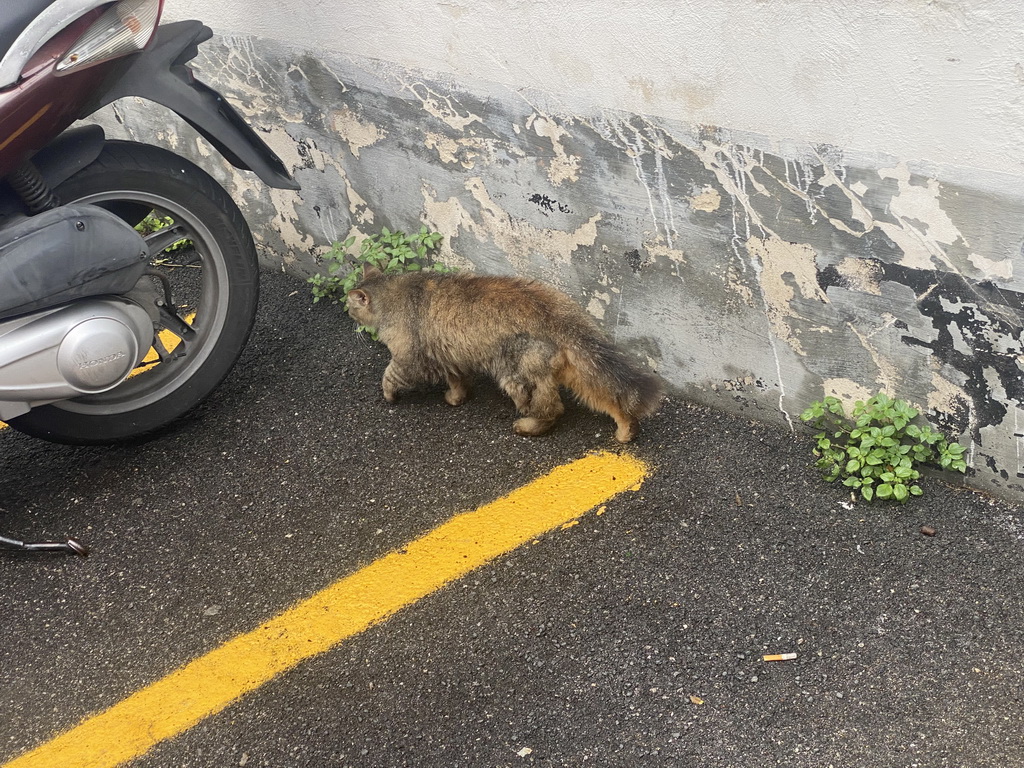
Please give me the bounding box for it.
[346,268,663,442]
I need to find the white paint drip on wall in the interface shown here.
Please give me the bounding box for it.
[588,116,680,249]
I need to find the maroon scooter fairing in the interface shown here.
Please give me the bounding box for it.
[0,0,298,555]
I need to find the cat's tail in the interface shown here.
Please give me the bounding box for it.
[560,335,664,442]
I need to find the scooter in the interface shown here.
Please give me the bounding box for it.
[0,0,299,554]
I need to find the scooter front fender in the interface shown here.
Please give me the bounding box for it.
[92,20,299,191]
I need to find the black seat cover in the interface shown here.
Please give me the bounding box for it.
[0,1,64,65]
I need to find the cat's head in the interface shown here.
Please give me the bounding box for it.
[346,266,384,326]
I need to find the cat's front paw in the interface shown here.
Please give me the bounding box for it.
[444,388,472,406]
[513,417,554,437]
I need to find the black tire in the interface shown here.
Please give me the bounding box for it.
[8,141,259,444]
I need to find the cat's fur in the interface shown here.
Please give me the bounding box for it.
[347,268,663,442]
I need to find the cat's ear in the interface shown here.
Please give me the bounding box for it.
[347,288,370,308]
[361,266,382,280]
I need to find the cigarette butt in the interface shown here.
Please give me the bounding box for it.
[763,653,798,662]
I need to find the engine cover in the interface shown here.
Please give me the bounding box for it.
[0,298,153,419]
[56,315,141,392]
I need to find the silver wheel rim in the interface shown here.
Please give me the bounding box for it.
[53,189,230,415]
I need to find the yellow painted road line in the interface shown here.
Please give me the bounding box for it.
[3,451,650,768]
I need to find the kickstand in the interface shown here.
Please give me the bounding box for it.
[0,533,89,556]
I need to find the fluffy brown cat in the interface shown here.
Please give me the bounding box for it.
[347,268,663,442]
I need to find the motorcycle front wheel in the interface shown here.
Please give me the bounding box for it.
[8,140,260,444]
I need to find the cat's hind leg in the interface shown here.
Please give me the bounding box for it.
[494,338,564,437]
[509,375,564,437]
[444,373,473,406]
[559,360,640,442]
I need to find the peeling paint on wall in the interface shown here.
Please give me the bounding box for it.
[688,185,721,213]
[421,177,601,273]
[91,33,1024,502]
[745,236,827,355]
[526,113,582,186]
[331,105,387,158]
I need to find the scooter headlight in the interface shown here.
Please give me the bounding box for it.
[56,0,162,75]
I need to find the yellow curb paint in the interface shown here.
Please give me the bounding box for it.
[3,450,649,768]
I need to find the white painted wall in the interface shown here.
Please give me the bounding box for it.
[166,0,1024,177]
[124,0,1024,499]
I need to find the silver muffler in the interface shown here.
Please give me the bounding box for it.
[0,298,153,420]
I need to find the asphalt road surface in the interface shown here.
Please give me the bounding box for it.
[2,270,1022,768]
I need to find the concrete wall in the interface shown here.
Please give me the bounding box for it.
[99,1,1024,499]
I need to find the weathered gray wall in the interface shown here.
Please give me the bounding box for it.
[96,32,1024,500]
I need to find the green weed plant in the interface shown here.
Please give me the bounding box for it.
[801,392,967,503]
[308,226,452,324]
[134,211,190,252]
